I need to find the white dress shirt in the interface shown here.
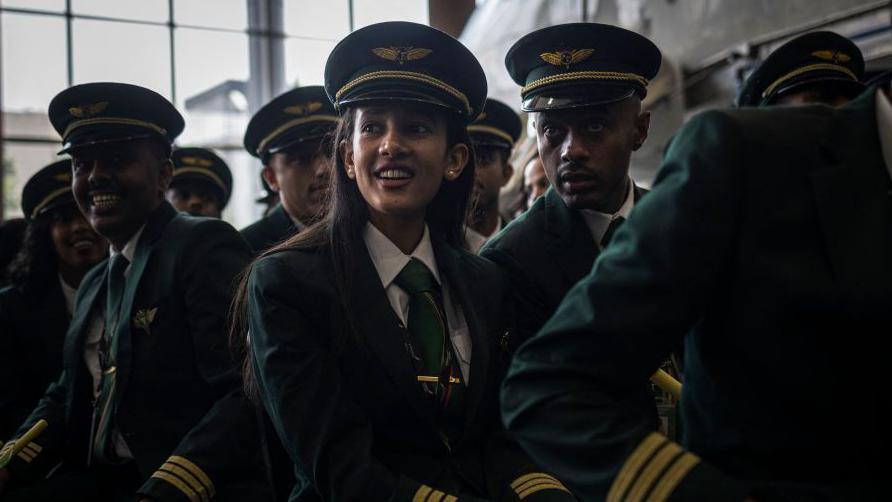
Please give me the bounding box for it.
[579,178,636,248]
[874,86,892,183]
[363,222,473,382]
[465,219,503,254]
[59,274,77,316]
[84,225,144,459]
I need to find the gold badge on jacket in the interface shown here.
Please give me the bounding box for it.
[133,308,158,335]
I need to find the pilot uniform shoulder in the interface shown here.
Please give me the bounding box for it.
[483,194,549,262]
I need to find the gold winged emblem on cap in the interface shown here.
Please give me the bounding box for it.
[284,102,323,116]
[180,156,214,167]
[372,47,433,65]
[811,50,851,64]
[540,48,595,69]
[69,101,109,118]
[53,172,71,183]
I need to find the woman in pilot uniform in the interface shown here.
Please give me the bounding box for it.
[0,160,107,438]
[230,22,575,502]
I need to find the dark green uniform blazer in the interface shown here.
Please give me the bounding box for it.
[241,204,297,255]
[6,202,272,501]
[0,281,69,438]
[242,205,301,502]
[501,88,891,501]
[248,232,573,501]
[481,184,646,346]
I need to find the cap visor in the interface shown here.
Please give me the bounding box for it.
[522,86,637,112]
[771,76,866,103]
[59,132,155,154]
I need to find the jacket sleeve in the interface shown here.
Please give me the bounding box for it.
[137,220,267,502]
[500,111,752,502]
[2,370,68,482]
[247,254,486,502]
[0,289,29,438]
[472,265,576,502]
[478,245,550,350]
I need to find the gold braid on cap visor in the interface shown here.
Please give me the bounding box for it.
[62,117,167,141]
[761,63,857,99]
[335,70,472,116]
[521,70,649,96]
[467,125,515,145]
[256,115,339,155]
[173,167,227,193]
[30,187,71,219]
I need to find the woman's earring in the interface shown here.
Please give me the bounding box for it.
[445,170,458,180]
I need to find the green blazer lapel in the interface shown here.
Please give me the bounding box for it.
[63,266,106,373]
[543,188,599,286]
[810,86,890,319]
[115,202,177,397]
[347,241,442,429]
[432,236,491,430]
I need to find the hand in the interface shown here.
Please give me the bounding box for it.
[0,467,10,496]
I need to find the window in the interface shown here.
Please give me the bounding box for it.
[1,0,430,221]
[72,0,169,23]
[72,19,172,97]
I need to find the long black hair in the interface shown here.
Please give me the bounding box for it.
[5,215,57,298]
[229,102,476,397]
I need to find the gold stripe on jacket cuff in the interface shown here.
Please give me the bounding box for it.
[160,463,211,502]
[626,441,682,502]
[644,453,700,502]
[151,470,201,502]
[413,484,433,502]
[608,432,667,502]
[167,455,216,498]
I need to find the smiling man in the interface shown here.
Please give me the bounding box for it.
[481,23,657,348]
[0,83,268,501]
[241,86,338,255]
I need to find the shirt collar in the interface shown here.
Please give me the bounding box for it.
[579,178,635,244]
[110,225,145,263]
[874,86,892,182]
[464,218,503,253]
[58,273,77,315]
[363,222,440,289]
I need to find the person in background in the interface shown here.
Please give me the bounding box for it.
[232,21,576,502]
[166,146,232,218]
[465,98,522,253]
[241,86,338,254]
[522,155,548,211]
[0,159,107,438]
[736,31,865,107]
